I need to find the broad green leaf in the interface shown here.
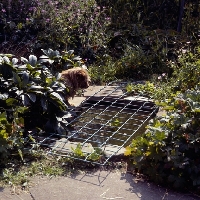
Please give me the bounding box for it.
[21,72,29,87]
[0,54,13,57]
[50,92,65,103]
[49,92,67,110]
[12,72,21,87]
[46,78,53,84]
[26,63,34,71]
[41,49,48,56]
[29,55,37,67]
[0,94,8,100]
[17,106,28,113]
[18,65,27,70]
[67,50,74,56]
[6,98,17,106]
[0,112,6,119]
[41,97,48,110]
[21,94,30,106]
[39,55,49,59]
[0,130,8,139]
[12,58,18,65]
[21,57,28,63]
[18,149,24,161]
[27,93,36,102]
[29,85,44,90]
[72,56,82,61]
[38,57,54,64]
[65,59,74,64]
[3,56,10,63]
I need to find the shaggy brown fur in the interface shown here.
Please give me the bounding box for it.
[60,67,91,99]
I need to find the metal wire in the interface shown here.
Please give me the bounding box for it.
[39,81,158,165]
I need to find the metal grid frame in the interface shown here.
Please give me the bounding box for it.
[36,81,158,165]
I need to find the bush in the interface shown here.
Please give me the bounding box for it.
[125,88,200,190]
[0,49,85,163]
[125,46,200,191]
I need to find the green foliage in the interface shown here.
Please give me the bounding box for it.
[0,49,84,163]
[0,111,24,163]
[1,0,199,83]
[126,88,200,189]
[125,47,200,190]
[89,54,117,84]
[172,46,200,92]
[71,143,102,161]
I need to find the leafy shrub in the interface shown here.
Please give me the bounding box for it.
[125,88,200,190]
[0,49,85,163]
[125,46,200,191]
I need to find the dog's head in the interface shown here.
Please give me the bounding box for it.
[61,67,91,91]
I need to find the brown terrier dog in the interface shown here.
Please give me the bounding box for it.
[60,67,91,99]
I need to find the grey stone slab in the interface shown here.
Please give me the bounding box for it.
[1,172,199,200]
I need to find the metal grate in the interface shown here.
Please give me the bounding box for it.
[36,82,158,165]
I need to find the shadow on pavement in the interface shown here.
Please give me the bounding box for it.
[68,169,112,186]
[120,172,200,200]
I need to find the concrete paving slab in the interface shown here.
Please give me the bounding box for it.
[0,171,199,200]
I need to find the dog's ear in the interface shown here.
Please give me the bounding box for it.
[76,70,90,89]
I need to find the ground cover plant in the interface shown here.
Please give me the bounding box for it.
[0,0,200,192]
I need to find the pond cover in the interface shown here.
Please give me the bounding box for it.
[35,82,159,165]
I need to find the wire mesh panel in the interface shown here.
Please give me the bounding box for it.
[37,82,158,165]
